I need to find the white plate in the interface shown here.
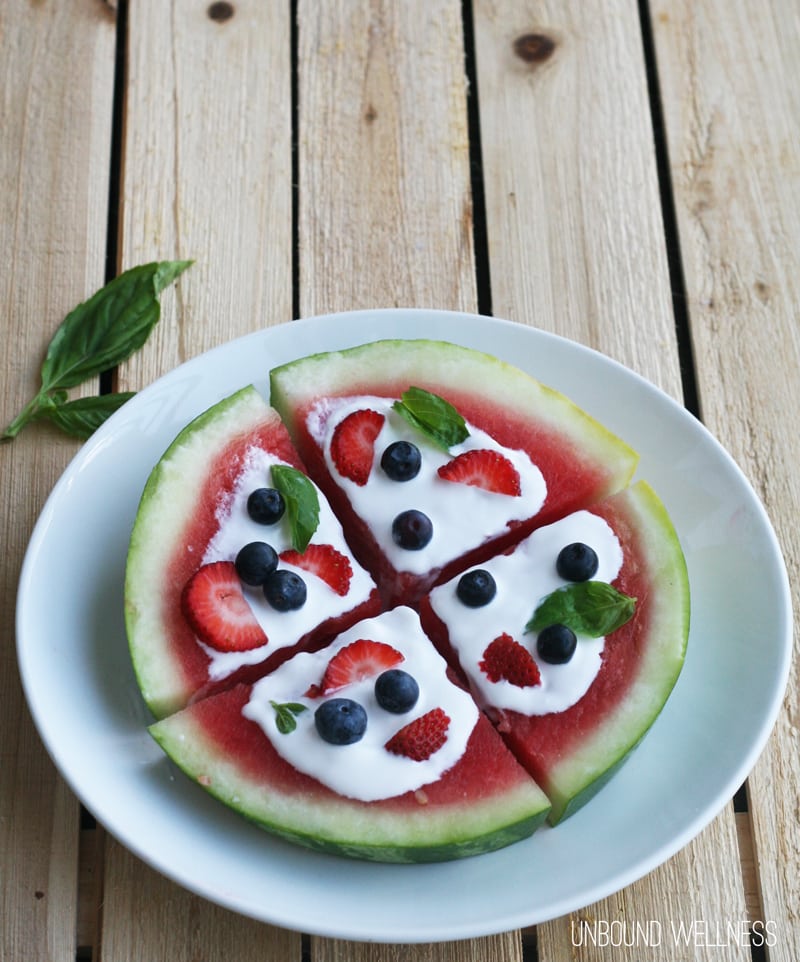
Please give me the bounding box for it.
[17,310,792,943]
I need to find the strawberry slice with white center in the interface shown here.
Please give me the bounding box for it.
[181,561,268,652]
[384,707,451,761]
[306,638,404,696]
[280,543,353,596]
[330,408,385,485]
[437,448,522,495]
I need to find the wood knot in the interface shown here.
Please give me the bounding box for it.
[208,2,234,22]
[513,33,557,65]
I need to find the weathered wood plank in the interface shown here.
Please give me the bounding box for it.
[473,1,751,959]
[116,0,294,392]
[474,0,681,397]
[103,1,296,958]
[0,2,116,960]
[311,932,523,962]
[296,0,476,317]
[652,2,800,959]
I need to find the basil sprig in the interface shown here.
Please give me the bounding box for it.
[270,700,308,735]
[526,582,636,638]
[393,386,468,451]
[3,260,192,442]
[271,464,320,552]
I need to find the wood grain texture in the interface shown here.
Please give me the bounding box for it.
[473,0,681,397]
[104,2,297,959]
[296,0,476,316]
[0,2,116,961]
[474,1,751,959]
[311,932,523,962]
[652,2,800,959]
[100,835,300,962]
[116,0,294,394]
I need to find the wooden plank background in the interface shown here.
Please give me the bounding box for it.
[1,3,116,961]
[1,0,796,959]
[652,2,800,961]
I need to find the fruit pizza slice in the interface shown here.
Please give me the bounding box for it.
[149,606,551,862]
[269,338,639,606]
[125,386,381,719]
[419,481,690,824]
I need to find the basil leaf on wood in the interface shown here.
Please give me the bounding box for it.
[393,386,468,451]
[40,260,193,391]
[35,393,137,441]
[526,581,636,638]
[271,464,320,553]
[2,260,192,442]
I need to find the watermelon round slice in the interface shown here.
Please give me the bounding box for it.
[125,386,381,719]
[149,607,551,862]
[419,480,689,824]
[269,339,638,605]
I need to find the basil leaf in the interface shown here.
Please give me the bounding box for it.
[526,581,636,638]
[271,465,320,552]
[393,386,468,451]
[2,260,192,443]
[37,392,136,440]
[40,260,192,392]
[270,700,307,735]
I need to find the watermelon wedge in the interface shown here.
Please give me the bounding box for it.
[269,339,638,605]
[419,481,690,823]
[125,386,381,719]
[149,607,551,862]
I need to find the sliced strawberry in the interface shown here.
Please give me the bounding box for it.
[437,448,521,496]
[479,633,541,688]
[385,707,450,761]
[330,408,385,485]
[181,561,268,653]
[307,638,404,697]
[280,543,353,596]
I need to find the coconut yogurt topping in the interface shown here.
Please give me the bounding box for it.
[244,606,479,802]
[306,395,548,575]
[429,511,624,715]
[199,446,374,680]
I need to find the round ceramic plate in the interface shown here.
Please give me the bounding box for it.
[17,310,792,943]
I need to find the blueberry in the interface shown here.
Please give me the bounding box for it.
[556,542,599,582]
[247,487,285,525]
[456,569,496,607]
[536,624,577,664]
[375,669,420,714]
[235,541,279,586]
[380,441,422,482]
[314,698,368,745]
[391,509,433,550]
[263,569,307,611]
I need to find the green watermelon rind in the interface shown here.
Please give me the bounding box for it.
[269,338,639,494]
[149,710,552,863]
[544,481,690,824]
[124,386,274,720]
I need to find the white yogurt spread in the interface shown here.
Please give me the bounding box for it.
[306,395,548,575]
[428,511,624,715]
[244,606,479,801]
[199,446,375,681]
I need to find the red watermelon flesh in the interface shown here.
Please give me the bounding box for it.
[149,606,552,862]
[269,339,638,605]
[419,481,689,824]
[125,387,381,720]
